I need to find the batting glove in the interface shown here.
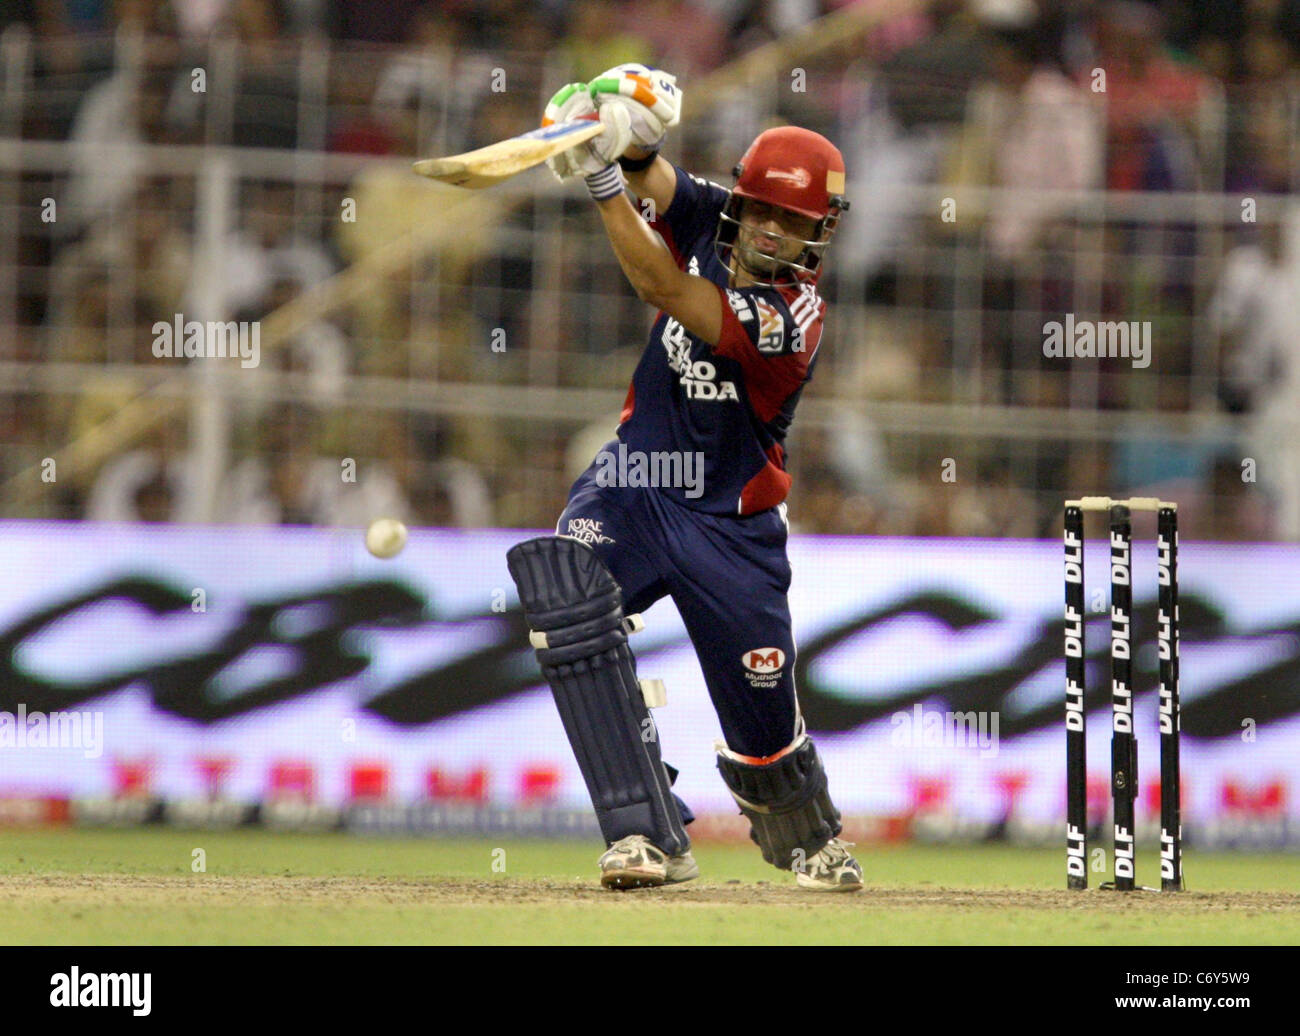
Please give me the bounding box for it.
[543,82,598,183]
[581,103,633,200]
[588,64,682,152]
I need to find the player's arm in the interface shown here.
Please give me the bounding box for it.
[585,66,711,331]
[591,190,722,344]
[545,67,714,335]
[618,147,678,218]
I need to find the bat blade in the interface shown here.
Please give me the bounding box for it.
[413,120,605,188]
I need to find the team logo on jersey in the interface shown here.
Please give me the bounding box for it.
[754,299,785,354]
[765,167,811,188]
[725,290,755,322]
[662,319,740,402]
[742,647,786,689]
[564,518,614,545]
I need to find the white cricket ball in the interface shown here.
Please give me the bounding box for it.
[365,518,408,559]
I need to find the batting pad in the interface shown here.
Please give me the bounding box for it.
[506,536,689,856]
[716,736,842,870]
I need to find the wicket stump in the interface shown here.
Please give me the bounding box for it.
[1064,497,1182,892]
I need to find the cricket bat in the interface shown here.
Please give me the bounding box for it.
[413,119,605,188]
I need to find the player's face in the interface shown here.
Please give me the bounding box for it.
[735,199,820,276]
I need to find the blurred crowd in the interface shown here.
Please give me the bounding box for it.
[2,0,1298,540]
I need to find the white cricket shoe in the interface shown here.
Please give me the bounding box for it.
[795,838,864,892]
[598,834,700,889]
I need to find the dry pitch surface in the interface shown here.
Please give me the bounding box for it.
[1,829,1298,944]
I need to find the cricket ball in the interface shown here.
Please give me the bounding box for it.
[365,517,408,559]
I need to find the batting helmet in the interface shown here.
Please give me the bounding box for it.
[714,126,850,285]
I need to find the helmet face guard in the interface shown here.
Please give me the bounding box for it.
[714,192,847,287]
[711,126,849,287]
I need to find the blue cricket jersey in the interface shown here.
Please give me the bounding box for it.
[614,165,827,516]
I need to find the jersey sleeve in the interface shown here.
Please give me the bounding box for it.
[711,284,825,422]
[649,166,729,268]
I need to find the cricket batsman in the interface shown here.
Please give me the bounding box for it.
[505,65,860,892]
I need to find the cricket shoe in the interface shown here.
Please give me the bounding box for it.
[795,838,864,892]
[599,835,700,890]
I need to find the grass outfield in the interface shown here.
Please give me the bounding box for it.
[1,828,1298,945]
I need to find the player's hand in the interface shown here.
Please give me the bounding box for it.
[543,82,598,182]
[588,64,681,151]
[578,103,633,200]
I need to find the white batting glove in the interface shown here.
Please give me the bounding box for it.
[543,82,598,183]
[580,103,633,200]
[588,64,682,151]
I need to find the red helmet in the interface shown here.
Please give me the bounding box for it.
[715,126,850,284]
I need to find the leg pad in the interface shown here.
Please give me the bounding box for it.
[716,736,842,870]
[507,536,689,855]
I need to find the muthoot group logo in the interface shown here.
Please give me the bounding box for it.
[743,648,785,673]
[1042,314,1151,369]
[741,647,785,689]
[152,314,260,368]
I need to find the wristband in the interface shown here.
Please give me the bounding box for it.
[585,163,624,201]
[618,147,660,172]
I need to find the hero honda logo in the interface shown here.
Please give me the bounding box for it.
[743,647,786,688]
[765,167,810,188]
[661,319,739,402]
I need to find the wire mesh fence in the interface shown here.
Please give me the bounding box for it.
[1,27,1297,538]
